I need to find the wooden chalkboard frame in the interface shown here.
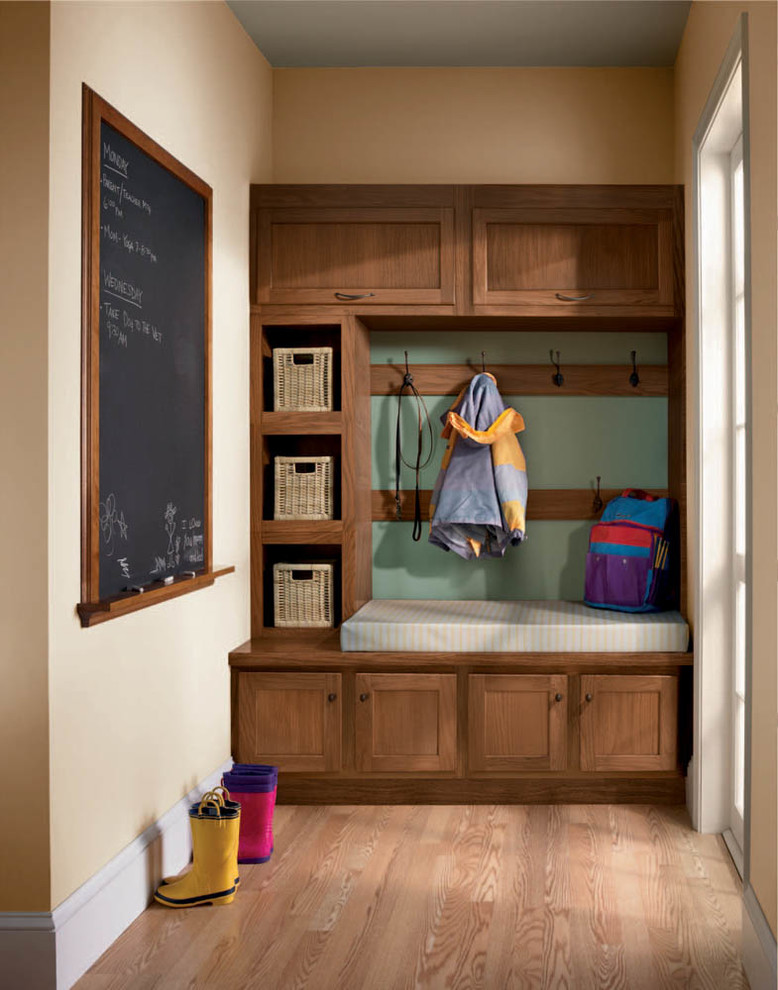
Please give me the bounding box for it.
[78,86,232,627]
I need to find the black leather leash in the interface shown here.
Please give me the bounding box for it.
[395,352,434,541]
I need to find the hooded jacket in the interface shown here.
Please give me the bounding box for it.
[429,373,528,559]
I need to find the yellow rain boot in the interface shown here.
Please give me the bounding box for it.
[154,796,240,908]
[159,789,241,889]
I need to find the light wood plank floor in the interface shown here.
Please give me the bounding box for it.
[75,805,747,989]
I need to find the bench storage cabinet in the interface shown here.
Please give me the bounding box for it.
[235,672,342,773]
[355,673,457,774]
[579,674,679,772]
[230,644,690,803]
[469,674,568,773]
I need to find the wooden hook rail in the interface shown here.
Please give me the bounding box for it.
[370,363,668,396]
[373,489,669,522]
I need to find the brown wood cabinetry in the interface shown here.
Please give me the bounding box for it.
[235,671,342,772]
[230,648,688,802]
[253,187,456,307]
[238,181,690,805]
[468,674,568,773]
[355,673,457,773]
[252,184,682,317]
[471,207,674,314]
[579,674,678,772]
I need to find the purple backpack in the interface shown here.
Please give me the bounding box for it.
[584,489,677,613]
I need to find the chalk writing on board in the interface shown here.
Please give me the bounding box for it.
[101,223,158,264]
[148,504,185,576]
[102,142,129,177]
[103,269,143,308]
[102,301,128,347]
[164,503,177,553]
[102,191,124,220]
[184,533,204,564]
[100,174,152,218]
[99,493,129,557]
[102,300,162,349]
[123,310,162,344]
[117,557,131,579]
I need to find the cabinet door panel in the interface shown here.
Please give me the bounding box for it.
[580,674,677,772]
[237,672,341,772]
[355,673,457,773]
[469,674,568,773]
[473,207,674,313]
[258,208,455,305]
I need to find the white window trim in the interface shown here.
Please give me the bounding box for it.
[729,132,746,856]
[690,13,752,879]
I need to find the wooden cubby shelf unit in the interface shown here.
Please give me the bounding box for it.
[241,183,689,806]
[251,311,371,635]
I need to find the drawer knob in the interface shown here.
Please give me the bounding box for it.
[327,693,337,703]
[359,692,369,702]
[555,292,593,302]
[555,693,563,702]
[335,292,376,301]
[585,693,593,702]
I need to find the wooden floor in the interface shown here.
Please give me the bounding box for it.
[76,805,747,990]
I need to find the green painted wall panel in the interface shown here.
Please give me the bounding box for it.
[373,520,591,600]
[373,395,668,491]
[369,331,667,601]
[371,331,667,366]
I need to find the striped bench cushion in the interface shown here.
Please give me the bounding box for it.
[340,600,689,653]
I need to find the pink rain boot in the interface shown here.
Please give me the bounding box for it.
[223,765,278,864]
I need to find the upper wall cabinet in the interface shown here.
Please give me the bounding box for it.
[253,186,456,307]
[251,184,682,317]
[469,186,680,317]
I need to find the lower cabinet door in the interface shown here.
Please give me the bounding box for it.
[580,674,678,771]
[355,673,457,773]
[468,674,568,772]
[237,672,342,772]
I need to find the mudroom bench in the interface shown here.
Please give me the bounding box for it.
[230,600,692,805]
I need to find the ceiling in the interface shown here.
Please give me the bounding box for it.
[227,0,691,68]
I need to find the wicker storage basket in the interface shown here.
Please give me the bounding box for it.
[274,456,334,520]
[273,347,333,412]
[273,563,334,628]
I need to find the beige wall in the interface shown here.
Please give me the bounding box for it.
[675,1,777,935]
[273,66,675,184]
[47,0,271,907]
[0,1,52,913]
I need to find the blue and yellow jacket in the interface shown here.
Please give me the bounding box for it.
[429,373,528,559]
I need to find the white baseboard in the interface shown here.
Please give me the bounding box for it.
[0,758,232,990]
[742,883,778,990]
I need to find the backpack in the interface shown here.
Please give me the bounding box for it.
[584,489,678,613]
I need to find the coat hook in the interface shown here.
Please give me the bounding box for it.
[403,350,413,385]
[593,475,604,513]
[550,349,564,387]
[481,351,487,373]
[629,350,640,388]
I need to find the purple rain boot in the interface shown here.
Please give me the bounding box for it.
[223,765,278,864]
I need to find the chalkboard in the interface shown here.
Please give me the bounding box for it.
[80,88,216,623]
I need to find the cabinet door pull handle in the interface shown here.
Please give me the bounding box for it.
[359,692,369,702]
[555,292,592,302]
[335,292,376,300]
[327,693,337,703]
[555,693,563,702]
[585,693,593,702]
